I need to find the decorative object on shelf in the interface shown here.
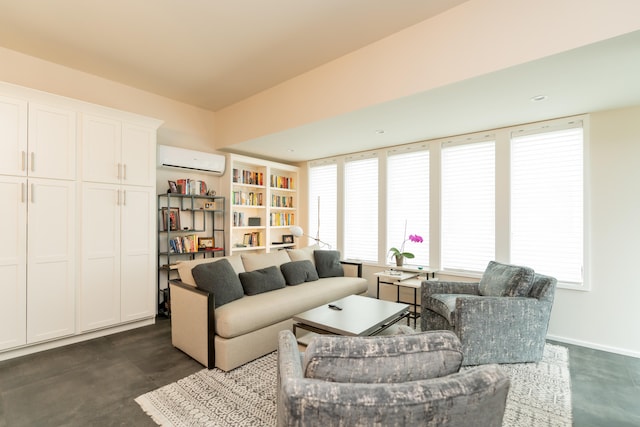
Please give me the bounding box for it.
[198,237,215,250]
[282,234,294,244]
[388,220,423,267]
[162,207,181,231]
[168,180,178,193]
[289,225,331,249]
[248,217,261,226]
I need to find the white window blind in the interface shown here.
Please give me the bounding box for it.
[308,162,337,249]
[442,140,495,272]
[511,126,584,284]
[344,155,378,262]
[387,149,429,266]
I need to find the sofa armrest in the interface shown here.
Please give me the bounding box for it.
[169,280,215,367]
[340,260,362,277]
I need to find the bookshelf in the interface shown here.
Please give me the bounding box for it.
[157,193,226,316]
[223,154,299,255]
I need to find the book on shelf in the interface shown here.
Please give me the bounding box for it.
[270,174,294,189]
[232,168,264,186]
[175,179,208,195]
[168,234,199,254]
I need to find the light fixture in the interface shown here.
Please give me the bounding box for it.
[530,95,548,102]
[375,129,385,134]
[289,225,331,249]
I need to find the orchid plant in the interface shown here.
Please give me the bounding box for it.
[388,220,424,261]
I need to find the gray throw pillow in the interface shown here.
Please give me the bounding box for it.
[314,250,344,278]
[280,260,319,285]
[191,258,244,308]
[478,261,535,297]
[239,265,286,295]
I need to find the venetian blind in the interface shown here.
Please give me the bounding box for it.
[344,155,378,262]
[387,149,430,266]
[308,162,338,249]
[511,125,584,284]
[441,139,496,272]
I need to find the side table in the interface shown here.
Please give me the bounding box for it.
[374,270,436,328]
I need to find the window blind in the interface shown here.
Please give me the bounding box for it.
[387,149,429,266]
[511,126,584,284]
[442,140,496,272]
[344,155,378,262]
[308,162,337,249]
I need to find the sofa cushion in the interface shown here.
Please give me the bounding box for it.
[192,258,244,308]
[280,260,319,285]
[287,244,321,266]
[239,265,286,295]
[302,331,463,383]
[478,261,535,297]
[241,251,291,272]
[177,255,245,286]
[314,250,344,278]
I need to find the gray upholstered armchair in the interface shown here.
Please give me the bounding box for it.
[421,261,557,365]
[277,329,510,427]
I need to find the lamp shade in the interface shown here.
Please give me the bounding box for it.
[289,225,304,237]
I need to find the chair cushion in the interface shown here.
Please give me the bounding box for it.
[191,258,244,308]
[314,250,344,278]
[478,261,535,297]
[239,265,286,295]
[303,331,463,383]
[280,260,319,285]
[176,255,245,286]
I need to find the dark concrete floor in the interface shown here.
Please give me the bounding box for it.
[0,318,638,426]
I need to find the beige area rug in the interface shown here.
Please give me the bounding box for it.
[136,344,571,426]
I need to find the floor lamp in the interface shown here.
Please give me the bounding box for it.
[289,225,331,249]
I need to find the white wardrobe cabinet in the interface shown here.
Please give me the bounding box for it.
[82,114,156,187]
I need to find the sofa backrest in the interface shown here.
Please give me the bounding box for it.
[176,255,245,286]
[241,251,291,272]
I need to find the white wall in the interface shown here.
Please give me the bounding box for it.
[546,105,640,357]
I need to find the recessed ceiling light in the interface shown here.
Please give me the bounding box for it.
[375,129,385,134]
[531,95,548,102]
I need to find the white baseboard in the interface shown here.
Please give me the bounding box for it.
[0,317,156,362]
[547,333,640,359]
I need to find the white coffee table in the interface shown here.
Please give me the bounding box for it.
[292,295,409,338]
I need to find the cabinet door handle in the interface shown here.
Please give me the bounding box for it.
[122,189,126,206]
[21,183,26,203]
[21,151,26,171]
[30,152,35,172]
[123,164,127,181]
[117,163,122,180]
[30,183,34,203]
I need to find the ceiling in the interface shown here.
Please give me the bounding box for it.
[1,0,639,163]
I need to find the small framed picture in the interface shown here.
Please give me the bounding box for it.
[162,207,180,231]
[282,234,294,244]
[168,181,178,193]
[198,237,215,250]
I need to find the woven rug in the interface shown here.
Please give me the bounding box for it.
[136,344,571,426]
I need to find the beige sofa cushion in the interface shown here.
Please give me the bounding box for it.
[241,251,291,271]
[176,255,245,286]
[287,244,320,266]
[214,276,368,339]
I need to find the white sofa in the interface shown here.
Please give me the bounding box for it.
[169,245,368,371]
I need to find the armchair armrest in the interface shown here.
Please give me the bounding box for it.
[169,279,215,367]
[340,259,363,277]
[422,280,480,297]
[279,364,509,426]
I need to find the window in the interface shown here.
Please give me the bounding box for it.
[387,149,429,266]
[441,139,495,272]
[308,162,337,249]
[344,155,378,262]
[511,125,584,284]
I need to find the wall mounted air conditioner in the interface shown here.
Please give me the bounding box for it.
[158,145,226,175]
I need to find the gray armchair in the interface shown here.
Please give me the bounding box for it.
[421,261,557,365]
[277,329,510,427]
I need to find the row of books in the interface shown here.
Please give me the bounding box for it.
[232,168,265,186]
[233,211,247,227]
[169,235,198,254]
[232,191,264,206]
[270,175,294,189]
[270,212,295,227]
[175,179,208,195]
[271,195,294,208]
[243,232,262,247]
